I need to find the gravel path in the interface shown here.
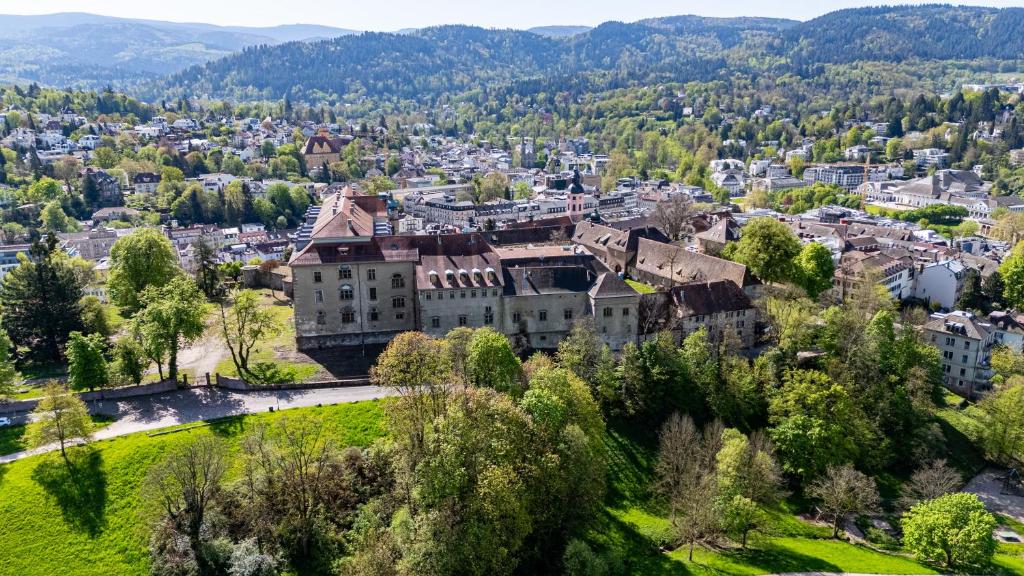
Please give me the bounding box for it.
[0,385,391,464]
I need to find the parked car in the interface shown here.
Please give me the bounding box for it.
[0,417,11,427]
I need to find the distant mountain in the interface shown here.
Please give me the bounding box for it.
[151,5,1024,105]
[0,12,359,87]
[527,25,592,38]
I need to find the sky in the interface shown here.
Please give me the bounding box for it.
[3,0,1022,30]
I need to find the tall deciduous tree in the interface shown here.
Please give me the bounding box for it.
[655,412,723,560]
[108,228,180,311]
[794,242,835,298]
[730,217,801,284]
[134,276,207,382]
[28,381,93,463]
[66,331,109,391]
[1,234,84,360]
[466,327,522,394]
[220,289,278,381]
[652,194,695,241]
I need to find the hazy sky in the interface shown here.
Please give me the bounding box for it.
[5,0,1022,29]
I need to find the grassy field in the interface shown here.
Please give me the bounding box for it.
[0,401,385,576]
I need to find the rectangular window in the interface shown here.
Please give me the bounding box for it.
[425,292,431,300]
[431,317,440,328]
[484,306,493,325]
[367,268,376,280]
[960,368,966,376]
[458,315,467,326]
[964,341,971,350]
[313,271,322,283]
[369,287,377,301]
[622,308,629,317]
[314,289,324,303]
[392,296,405,309]
[339,266,352,279]
[564,309,573,320]
[962,355,968,364]
[396,312,404,320]
[539,310,548,322]
[603,307,613,318]
[460,291,466,299]
[512,312,522,323]
[449,291,455,300]
[492,289,498,297]
[369,309,379,321]
[341,310,355,323]
[471,289,477,298]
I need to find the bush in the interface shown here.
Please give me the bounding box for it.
[864,527,900,551]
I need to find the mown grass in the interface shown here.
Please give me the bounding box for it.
[0,400,385,576]
[0,415,115,456]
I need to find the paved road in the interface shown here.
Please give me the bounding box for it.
[964,467,1024,522]
[0,385,391,464]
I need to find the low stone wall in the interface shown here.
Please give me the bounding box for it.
[214,374,370,391]
[0,380,181,415]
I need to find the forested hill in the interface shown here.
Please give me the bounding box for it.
[785,5,1024,63]
[151,5,1024,104]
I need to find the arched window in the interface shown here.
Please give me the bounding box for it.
[339,284,354,300]
[315,311,326,325]
[391,273,405,289]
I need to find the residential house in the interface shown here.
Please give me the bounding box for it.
[924,310,994,396]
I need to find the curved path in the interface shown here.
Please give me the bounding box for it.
[0,385,391,464]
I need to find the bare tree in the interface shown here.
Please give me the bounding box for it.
[808,464,880,538]
[652,194,695,242]
[899,459,962,510]
[655,413,723,560]
[240,417,338,561]
[145,436,227,575]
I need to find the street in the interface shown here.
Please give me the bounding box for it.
[0,385,392,464]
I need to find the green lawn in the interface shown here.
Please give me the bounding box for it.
[625,279,657,294]
[0,400,385,576]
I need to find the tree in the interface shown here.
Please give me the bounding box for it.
[79,295,112,337]
[466,327,522,394]
[976,382,1024,466]
[730,217,801,284]
[808,464,879,538]
[478,172,510,202]
[66,331,109,391]
[134,276,207,382]
[556,319,604,387]
[1,234,84,360]
[793,242,834,298]
[220,290,278,382]
[146,436,228,576]
[112,335,146,386]
[720,495,762,548]
[899,459,961,510]
[652,194,695,241]
[655,413,723,560]
[40,200,77,232]
[193,237,220,299]
[991,213,1024,245]
[108,228,181,311]
[0,327,20,399]
[27,381,93,462]
[1000,241,1024,310]
[902,493,996,569]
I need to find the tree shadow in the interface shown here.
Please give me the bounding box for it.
[31,448,108,537]
[207,414,247,437]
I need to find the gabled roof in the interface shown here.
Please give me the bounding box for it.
[671,280,754,317]
[633,238,756,288]
[588,272,637,298]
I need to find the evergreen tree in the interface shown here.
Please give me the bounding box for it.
[0,234,85,360]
